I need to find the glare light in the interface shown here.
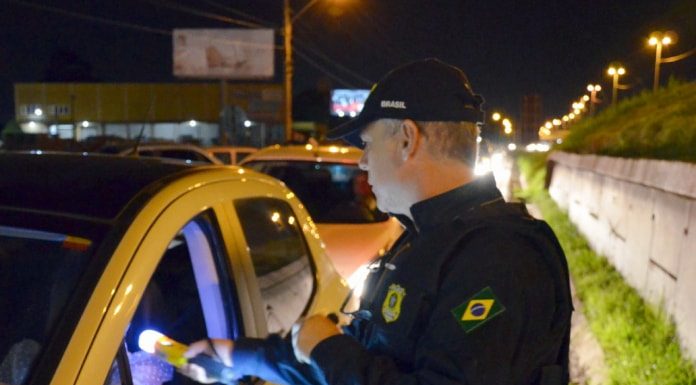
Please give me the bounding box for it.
[492,112,501,121]
[271,211,281,223]
[243,120,252,128]
[562,115,569,122]
[502,118,511,128]
[608,67,616,75]
[569,113,576,119]
[305,143,313,150]
[649,37,659,46]
[288,216,296,225]
[28,121,37,129]
[545,122,552,129]
[81,121,89,128]
[556,138,563,144]
[507,143,517,151]
[34,108,43,116]
[476,136,482,143]
[552,119,561,126]
[582,95,590,102]
[349,111,357,117]
[337,111,345,118]
[662,36,672,45]
[328,146,339,153]
[618,67,626,75]
[504,126,512,134]
[138,329,163,354]
[188,120,197,127]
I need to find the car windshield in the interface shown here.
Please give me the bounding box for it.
[244,160,389,224]
[0,225,95,385]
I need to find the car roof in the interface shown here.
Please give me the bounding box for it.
[206,146,258,152]
[0,152,200,221]
[241,144,362,164]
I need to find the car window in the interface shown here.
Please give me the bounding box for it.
[234,198,315,335]
[243,161,389,224]
[235,151,253,164]
[0,226,94,385]
[212,151,232,164]
[107,211,240,385]
[159,149,210,163]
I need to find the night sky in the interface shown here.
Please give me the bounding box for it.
[2,0,695,130]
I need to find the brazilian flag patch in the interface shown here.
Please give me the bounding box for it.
[451,286,505,333]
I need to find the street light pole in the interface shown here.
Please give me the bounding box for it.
[652,39,663,92]
[586,84,601,115]
[283,0,293,142]
[607,66,625,106]
[648,32,673,92]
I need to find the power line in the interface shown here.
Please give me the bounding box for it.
[8,0,171,36]
[198,0,276,28]
[292,33,373,86]
[142,0,267,29]
[294,47,357,88]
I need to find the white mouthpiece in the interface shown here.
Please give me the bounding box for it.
[138,329,164,353]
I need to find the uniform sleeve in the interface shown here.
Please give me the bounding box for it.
[310,229,557,385]
[231,334,326,385]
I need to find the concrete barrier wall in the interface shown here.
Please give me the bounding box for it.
[548,151,696,360]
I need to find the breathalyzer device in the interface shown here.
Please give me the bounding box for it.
[138,329,237,384]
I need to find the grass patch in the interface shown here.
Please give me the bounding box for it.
[558,80,696,163]
[516,152,696,385]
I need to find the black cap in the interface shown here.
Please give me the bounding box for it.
[327,58,485,147]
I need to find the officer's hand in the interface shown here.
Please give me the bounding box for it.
[179,339,233,383]
[291,315,341,364]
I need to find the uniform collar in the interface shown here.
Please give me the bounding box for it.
[393,173,503,233]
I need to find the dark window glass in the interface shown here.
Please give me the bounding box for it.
[213,152,232,164]
[0,226,94,385]
[235,152,253,163]
[117,212,238,385]
[234,198,314,334]
[244,161,389,224]
[160,150,210,163]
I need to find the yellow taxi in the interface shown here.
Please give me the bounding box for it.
[240,143,403,283]
[0,152,348,385]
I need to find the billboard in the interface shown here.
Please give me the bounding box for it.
[173,29,274,79]
[331,89,370,117]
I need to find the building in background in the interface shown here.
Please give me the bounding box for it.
[520,93,543,144]
[12,82,284,148]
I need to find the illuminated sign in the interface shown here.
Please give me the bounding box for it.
[331,89,370,117]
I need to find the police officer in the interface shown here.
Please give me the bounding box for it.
[183,58,573,385]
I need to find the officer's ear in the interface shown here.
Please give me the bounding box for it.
[400,119,421,162]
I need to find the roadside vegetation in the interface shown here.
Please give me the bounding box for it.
[516,152,696,385]
[558,79,696,163]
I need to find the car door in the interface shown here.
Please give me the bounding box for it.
[54,176,261,385]
[58,171,331,385]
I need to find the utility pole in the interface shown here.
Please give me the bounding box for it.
[283,0,293,142]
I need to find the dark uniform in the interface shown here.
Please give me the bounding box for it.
[231,174,573,385]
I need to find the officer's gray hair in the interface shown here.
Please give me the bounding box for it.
[380,119,480,167]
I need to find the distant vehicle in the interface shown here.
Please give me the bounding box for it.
[241,143,403,281]
[206,145,258,165]
[0,152,347,385]
[100,143,223,165]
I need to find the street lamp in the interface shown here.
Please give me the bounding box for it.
[648,31,673,92]
[502,118,512,135]
[607,65,626,106]
[586,84,602,115]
